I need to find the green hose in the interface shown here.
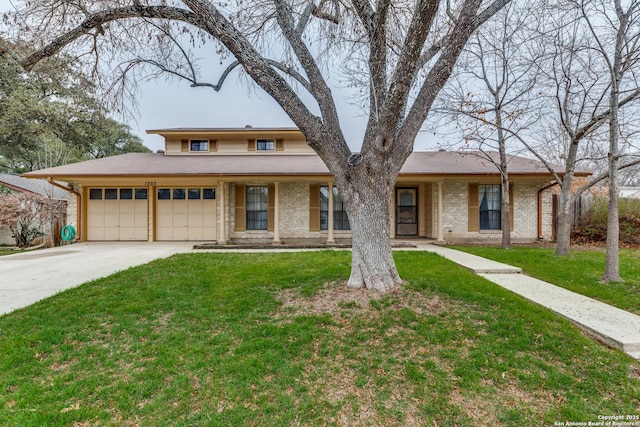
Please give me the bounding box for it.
[61,225,76,242]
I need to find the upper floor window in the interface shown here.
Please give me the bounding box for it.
[256,139,275,151]
[190,139,209,152]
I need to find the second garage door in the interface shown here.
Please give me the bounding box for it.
[156,187,217,241]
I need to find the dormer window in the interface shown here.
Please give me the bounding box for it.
[190,139,209,152]
[256,139,275,151]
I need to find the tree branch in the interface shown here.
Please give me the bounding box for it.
[13,6,199,71]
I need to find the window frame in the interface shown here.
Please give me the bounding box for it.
[189,139,209,152]
[256,138,275,151]
[246,186,268,230]
[319,186,351,231]
[478,184,501,230]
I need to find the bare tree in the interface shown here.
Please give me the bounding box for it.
[513,1,640,260]
[0,0,511,292]
[435,3,539,249]
[578,0,640,282]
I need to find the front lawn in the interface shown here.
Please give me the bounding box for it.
[0,249,21,257]
[453,246,640,315]
[1,251,638,426]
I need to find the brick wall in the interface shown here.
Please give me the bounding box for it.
[437,179,554,243]
[67,182,81,236]
[224,179,553,244]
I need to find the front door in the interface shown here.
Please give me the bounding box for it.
[396,188,418,236]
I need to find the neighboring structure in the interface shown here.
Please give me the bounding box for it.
[22,128,586,244]
[620,187,640,199]
[0,173,68,246]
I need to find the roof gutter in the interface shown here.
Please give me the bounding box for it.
[47,177,81,242]
[538,181,559,240]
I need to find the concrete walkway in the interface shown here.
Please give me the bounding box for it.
[2,241,639,359]
[415,243,640,359]
[0,242,193,316]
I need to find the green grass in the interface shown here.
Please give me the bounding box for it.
[0,249,21,257]
[1,251,639,426]
[453,245,640,315]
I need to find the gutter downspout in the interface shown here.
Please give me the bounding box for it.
[47,177,81,242]
[538,182,559,240]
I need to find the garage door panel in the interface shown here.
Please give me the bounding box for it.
[172,202,188,213]
[104,214,119,228]
[154,187,217,241]
[119,227,135,241]
[119,214,135,228]
[203,227,216,240]
[87,227,105,240]
[203,201,216,213]
[87,188,148,241]
[203,215,216,228]
[104,201,119,214]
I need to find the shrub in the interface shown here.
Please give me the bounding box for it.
[573,197,640,245]
[0,192,45,248]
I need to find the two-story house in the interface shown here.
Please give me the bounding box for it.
[23,127,586,244]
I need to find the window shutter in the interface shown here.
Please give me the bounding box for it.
[309,184,320,231]
[468,183,479,231]
[275,139,284,151]
[181,139,189,152]
[234,184,246,231]
[509,184,515,231]
[247,139,255,151]
[210,140,218,152]
[267,184,275,231]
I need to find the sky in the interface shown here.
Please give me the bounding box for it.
[0,0,440,153]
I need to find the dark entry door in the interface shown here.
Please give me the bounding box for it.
[396,188,418,236]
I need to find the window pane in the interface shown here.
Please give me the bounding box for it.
[319,185,350,231]
[105,189,118,200]
[479,184,501,230]
[203,188,216,199]
[256,139,275,151]
[188,188,201,200]
[135,188,148,200]
[246,186,268,230]
[120,188,132,200]
[89,189,102,200]
[190,140,208,151]
[173,188,186,200]
[157,188,171,200]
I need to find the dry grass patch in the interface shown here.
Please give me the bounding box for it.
[277,281,449,317]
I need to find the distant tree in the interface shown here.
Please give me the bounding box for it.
[0,46,149,173]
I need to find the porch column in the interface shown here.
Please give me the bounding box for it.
[218,181,227,244]
[437,181,444,242]
[327,182,335,244]
[273,182,281,244]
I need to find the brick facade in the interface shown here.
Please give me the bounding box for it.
[223,179,554,244]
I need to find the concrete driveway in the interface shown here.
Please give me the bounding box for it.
[0,242,194,316]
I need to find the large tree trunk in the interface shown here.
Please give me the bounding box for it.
[347,190,402,292]
[555,179,574,256]
[334,154,404,293]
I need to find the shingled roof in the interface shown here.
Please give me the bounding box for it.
[21,151,581,179]
[0,174,68,199]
